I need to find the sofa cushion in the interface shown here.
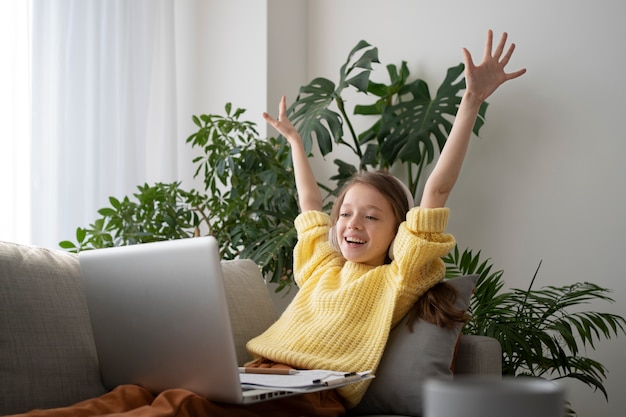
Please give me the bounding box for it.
[0,242,278,415]
[221,259,279,365]
[350,275,478,417]
[0,242,107,415]
[453,335,502,376]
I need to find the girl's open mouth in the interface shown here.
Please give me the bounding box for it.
[345,237,366,245]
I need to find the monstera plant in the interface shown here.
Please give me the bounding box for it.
[286,39,487,195]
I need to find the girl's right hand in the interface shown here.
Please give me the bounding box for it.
[264,96,323,212]
[262,95,300,144]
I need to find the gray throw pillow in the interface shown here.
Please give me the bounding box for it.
[350,275,478,417]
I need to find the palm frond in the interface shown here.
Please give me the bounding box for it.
[444,245,626,405]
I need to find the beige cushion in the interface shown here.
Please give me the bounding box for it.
[0,242,278,414]
[0,242,107,415]
[221,259,278,365]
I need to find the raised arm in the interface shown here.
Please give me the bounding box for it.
[421,30,526,208]
[263,96,323,212]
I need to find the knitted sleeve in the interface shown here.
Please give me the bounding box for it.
[390,207,456,312]
[292,211,343,287]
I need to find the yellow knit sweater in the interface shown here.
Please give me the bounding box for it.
[246,207,455,408]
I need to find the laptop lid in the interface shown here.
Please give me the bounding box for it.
[79,237,245,403]
[79,237,368,404]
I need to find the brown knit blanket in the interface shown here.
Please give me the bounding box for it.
[12,384,345,417]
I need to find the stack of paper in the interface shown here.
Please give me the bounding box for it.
[239,370,373,392]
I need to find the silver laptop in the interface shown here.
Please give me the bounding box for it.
[78,237,353,404]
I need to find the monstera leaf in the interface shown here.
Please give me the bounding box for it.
[287,40,379,157]
[370,63,488,167]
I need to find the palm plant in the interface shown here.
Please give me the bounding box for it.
[444,246,626,407]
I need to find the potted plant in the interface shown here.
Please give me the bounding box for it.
[60,104,300,291]
[285,39,486,196]
[444,247,626,415]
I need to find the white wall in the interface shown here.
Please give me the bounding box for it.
[173,0,269,192]
[301,1,625,416]
[169,1,625,415]
[173,0,307,187]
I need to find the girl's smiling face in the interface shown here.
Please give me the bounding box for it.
[335,183,397,266]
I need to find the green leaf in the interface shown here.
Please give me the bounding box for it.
[76,227,87,243]
[329,159,358,191]
[58,240,76,250]
[98,207,117,217]
[288,78,340,156]
[345,70,371,92]
[109,196,121,209]
[287,40,378,158]
[377,63,465,166]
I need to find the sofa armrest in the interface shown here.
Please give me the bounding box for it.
[453,335,502,376]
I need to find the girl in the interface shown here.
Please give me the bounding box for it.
[246,29,526,412]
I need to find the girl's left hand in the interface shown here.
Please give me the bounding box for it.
[462,30,526,102]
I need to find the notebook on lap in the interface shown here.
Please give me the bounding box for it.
[78,237,370,404]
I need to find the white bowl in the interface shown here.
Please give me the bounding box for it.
[424,376,565,417]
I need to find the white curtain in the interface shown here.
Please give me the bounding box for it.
[0,0,32,245]
[28,0,179,249]
[2,0,272,249]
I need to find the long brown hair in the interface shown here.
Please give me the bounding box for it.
[407,282,471,330]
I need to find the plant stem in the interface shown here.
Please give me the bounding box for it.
[335,96,363,162]
[408,145,426,198]
[524,260,543,298]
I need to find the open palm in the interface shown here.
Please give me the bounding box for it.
[463,30,526,102]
